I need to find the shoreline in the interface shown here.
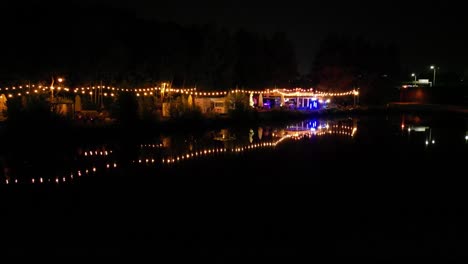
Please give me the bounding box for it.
[0,103,466,155]
[1,104,466,138]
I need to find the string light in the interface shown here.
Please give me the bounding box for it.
[147,124,356,166]
[2,124,357,185]
[0,82,358,99]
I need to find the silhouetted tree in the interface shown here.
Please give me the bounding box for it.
[310,35,401,104]
[1,3,298,92]
[112,92,138,126]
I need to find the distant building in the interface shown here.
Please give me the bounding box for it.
[401,79,432,89]
[399,79,433,103]
[194,97,228,114]
[260,89,333,110]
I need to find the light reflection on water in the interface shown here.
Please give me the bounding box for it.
[1,115,467,185]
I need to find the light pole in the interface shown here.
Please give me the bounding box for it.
[353,91,356,106]
[100,80,103,109]
[430,66,436,87]
[51,77,64,100]
[57,77,64,99]
[354,89,359,106]
[411,73,417,83]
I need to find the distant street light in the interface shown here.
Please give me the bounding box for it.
[57,78,64,83]
[411,73,416,83]
[430,66,437,87]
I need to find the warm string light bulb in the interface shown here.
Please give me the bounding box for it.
[0,83,357,99]
[2,124,357,185]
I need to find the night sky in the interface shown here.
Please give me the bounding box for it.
[7,0,468,75]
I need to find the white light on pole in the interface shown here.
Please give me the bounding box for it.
[430,66,436,87]
[411,73,416,83]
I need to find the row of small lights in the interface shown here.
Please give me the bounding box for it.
[0,85,284,95]
[331,125,355,130]
[3,139,285,184]
[0,85,312,93]
[0,83,358,98]
[4,162,118,185]
[7,127,468,185]
[6,138,289,184]
[287,126,357,137]
[2,125,357,185]
[285,124,355,131]
[0,85,166,92]
[0,89,357,99]
[140,144,164,148]
[312,129,357,137]
[288,128,356,139]
[150,137,293,165]
[82,150,113,157]
[137,126,357,165]
[276,90,358,97]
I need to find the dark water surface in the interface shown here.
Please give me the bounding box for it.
[1,114,467,257]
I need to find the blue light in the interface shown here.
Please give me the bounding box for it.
[307,120,318,129]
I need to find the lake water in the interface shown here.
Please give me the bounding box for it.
[1,114,467,257]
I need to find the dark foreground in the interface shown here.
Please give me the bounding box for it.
[1,114,467,258]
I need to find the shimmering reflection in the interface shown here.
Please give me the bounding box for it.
[138,118,358,168]
[399,114,468,149]
[1,115,466,185]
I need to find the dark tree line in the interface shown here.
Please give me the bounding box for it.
[0,3,297,90]
[310,35,401,104]
[1,3,417,106]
